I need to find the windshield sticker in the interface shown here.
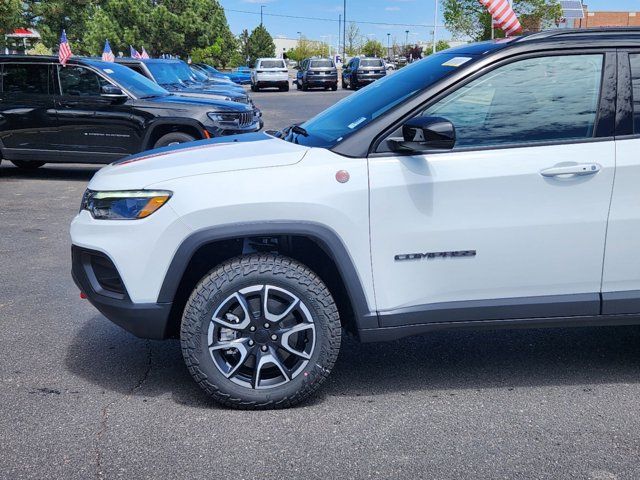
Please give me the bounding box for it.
[441,57,472,68]
[103,68,114,74]
[348,117,366,129]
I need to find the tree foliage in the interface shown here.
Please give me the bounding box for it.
[0,0,23,36]
[361,39,385,58]
[247,24,275,66]
[345,22,360,56]
[286,37,328,62]
[443,0,562,41]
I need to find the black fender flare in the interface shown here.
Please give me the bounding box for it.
[157,221,378,329]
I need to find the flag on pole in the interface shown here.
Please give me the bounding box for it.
[58,29,72,66]
[479,0,522,36]
[130,45,142,59]
[102,40,115,62]
[141,46,150,59]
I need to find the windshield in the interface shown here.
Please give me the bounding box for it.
[293,53,477,148]
[310,60,334,68]
[190,66,209,82]
[145,62,184,86]
[88,60,169,98]
[259,60,285,69]
[360,59,384,68]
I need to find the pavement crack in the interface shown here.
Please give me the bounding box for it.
[94,340,153,479]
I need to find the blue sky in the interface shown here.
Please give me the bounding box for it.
[220,0,637,45]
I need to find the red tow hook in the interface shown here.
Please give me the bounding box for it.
[80,292,87,299]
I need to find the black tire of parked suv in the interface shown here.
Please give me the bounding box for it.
[11,160,45,169]
[153,132,196,149]
[180,253,341,409]
[280,82,290,92]
[251,84,260,92]
[302,81,309,91]
[296,81,301,90]
[342,79,348,89]
[331,83,338,91]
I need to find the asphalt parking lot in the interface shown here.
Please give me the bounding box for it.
[2,87,640,480]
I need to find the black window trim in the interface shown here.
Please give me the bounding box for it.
[370,48,617,158]
[615,49,637,138]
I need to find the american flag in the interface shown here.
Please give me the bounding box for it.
[102,39,115,62]
[130,45,142,59]
[141,47,150,59]
[58,30,72,66]
[479,0,522,36]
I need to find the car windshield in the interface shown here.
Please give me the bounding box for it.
[310,60,334,68]
[290,53,478,148]
[360,59,384,68]
[260,60,285,69]
[88,60,169,98]
[190,66,209,82]
[144,62,184,86]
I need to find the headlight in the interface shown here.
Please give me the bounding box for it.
[208,111,241,123]
[80,190,172,220]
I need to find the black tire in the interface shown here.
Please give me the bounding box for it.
[296,81,301,90]
[180,254,341,409]
[302,81,308,91]
[250,84,257,92]
[341,79,347,89]
[331,84,338,91]
[281,83,290,92]
[11,160,45,169]
[153,132,196,149]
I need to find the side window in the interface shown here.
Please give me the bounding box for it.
[59,66,108,96]
[421,54,604,148]
[2,63,49,94]
[629,54,640,133]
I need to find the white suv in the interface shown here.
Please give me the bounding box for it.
[71,28,640,409]
[250,58,289,92]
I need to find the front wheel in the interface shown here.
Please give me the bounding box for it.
[11,160,45,169]
[180,254,341,409]
[153,132,196,148]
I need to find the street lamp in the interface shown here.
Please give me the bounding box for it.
[432,0,438,54]
[405,30,409,48]
[387,33,391,60]
[260,5,266,26]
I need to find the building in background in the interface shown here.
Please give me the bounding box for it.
[573,5,640,28]
[4,28,40,54]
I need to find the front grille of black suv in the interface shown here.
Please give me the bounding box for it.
[239,111,253,127]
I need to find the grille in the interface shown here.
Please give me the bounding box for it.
[239,111,253,127]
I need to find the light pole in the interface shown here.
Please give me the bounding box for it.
[432,0,438,54]
[387,33,391,59]
[343,0,347,62]
[260,5,266,26]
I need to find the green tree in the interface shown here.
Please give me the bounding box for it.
[286,36,326,62]
[25,42,52,55]
[443,0,562,41]
[361,39,385,58]
[24,0,102,54]
[238,29,250,64]
[345,21,360,56]
[0,0,23,49]
[247,24,275,66]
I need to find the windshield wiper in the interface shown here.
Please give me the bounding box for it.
[291,125,308,137]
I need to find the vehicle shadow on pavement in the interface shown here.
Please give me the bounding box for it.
[0,165,99,181]
[64,318,640,409]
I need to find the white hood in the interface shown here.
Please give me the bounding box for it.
[88,136,309,191]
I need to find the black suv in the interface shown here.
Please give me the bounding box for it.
[0,56,260,169]
[341,57,386,90]
[295,57,338,91]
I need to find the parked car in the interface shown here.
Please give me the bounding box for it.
[342,57,386,89]
[195,63,251,85]
[251,58,289,92]
[295,57,338,91]
[0,56,260,169]
[384,60,397,71]
[70,27,638,409]
[116,58,253,106]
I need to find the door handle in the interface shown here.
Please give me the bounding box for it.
[540,163,601,178]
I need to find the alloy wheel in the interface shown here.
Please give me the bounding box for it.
[207,284,316,390]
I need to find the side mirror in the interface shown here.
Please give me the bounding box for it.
[389,116,455,153]
[100,84,126,99]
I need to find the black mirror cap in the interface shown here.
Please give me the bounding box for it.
[101,84,125,96]
[401,116,456,151]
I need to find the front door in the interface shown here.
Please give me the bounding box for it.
[54,65,139,157]
[369,52,616,326]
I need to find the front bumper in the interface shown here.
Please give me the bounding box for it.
[72,245,172,339]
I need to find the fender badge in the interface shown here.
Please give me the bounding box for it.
[336,170,350,183]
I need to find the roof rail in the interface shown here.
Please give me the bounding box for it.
[514,27,640,43]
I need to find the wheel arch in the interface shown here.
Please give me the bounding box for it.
[159,221,377,337]
[143,119,207,150]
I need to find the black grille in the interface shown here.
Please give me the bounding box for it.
[239,111,253,127]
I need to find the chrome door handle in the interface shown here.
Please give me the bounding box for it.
[540,163,601,178]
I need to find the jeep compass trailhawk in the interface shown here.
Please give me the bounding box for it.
[72,28,640,408]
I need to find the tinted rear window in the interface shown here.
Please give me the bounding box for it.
[360,59,383,68]
[3,63,49,94]
[259,60,285,69]
[310,60,334,68]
